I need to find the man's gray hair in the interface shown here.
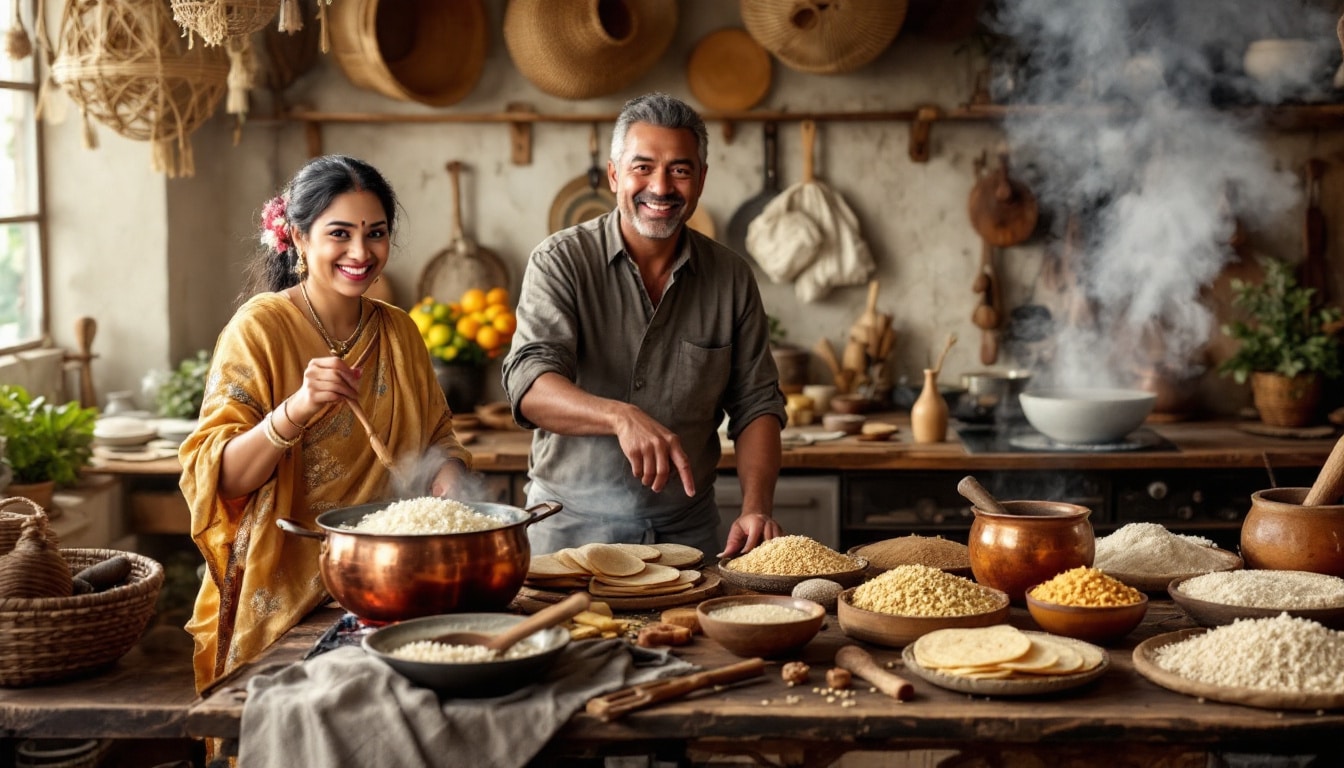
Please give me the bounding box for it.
[610,92,709,166]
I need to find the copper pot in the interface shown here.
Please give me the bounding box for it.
[278,500,562,623]
[1241,488,1344,577]
[968,499,1095,603]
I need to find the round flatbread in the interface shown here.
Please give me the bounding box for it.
[996,639,1060,671]
[555,548,592,574]
[649,543,704,568]
[613,542,663,561]
[579,543,646,577]
[528,553,587,578]
[592,562,681,587]
[913,625,1032,669]
[1015,635,1085,675]
[589,579,695,597]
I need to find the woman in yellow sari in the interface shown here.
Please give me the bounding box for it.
[181,155,472,692]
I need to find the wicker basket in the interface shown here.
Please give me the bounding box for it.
[0,548,164,687]
[1251,372,1323,428]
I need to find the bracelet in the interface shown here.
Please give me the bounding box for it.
[263,409,302,450]
[280,398,305,432]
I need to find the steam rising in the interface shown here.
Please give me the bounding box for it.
[990,0,1335,386]
[390,444,491,502]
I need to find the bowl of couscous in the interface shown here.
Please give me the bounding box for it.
[1025,566,1149,644]
[696,595,826,658]
[718,535,867,594]
[836,565,1010,647]
[362,612,570,695]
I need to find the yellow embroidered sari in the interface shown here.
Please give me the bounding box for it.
[181,294,471,692]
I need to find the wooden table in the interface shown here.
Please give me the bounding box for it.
[182,601,1343,765]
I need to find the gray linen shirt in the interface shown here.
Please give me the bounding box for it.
[501,211,786,553]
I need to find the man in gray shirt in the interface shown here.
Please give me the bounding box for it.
[502,93,787,560]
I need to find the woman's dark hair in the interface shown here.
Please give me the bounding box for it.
[245,155,400,296]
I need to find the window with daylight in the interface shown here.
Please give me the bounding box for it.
[0,0,44,352]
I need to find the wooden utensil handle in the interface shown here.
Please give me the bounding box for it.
[801,120,816,183]
[586,658,765,721]
[1304,434,1344,506]
[957,475,1007,515]
[836,645,913,701]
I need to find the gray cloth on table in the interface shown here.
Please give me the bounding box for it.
[238,640,697,768]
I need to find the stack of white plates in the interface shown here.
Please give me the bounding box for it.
[154,418,200,445]
[93,417,157,447]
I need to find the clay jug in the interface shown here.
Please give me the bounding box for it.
[968,500,1094,603]
[910,369,949,443]
[1241,487,1344,576]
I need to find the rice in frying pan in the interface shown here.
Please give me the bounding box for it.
[342,497,504,535]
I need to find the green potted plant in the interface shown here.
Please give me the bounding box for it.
[0,384,98,510]
[156,350,211,418]
[1217,257,1342,427]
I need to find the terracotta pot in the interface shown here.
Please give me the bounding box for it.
[1251,372,1322,427]
[1240,487,1344,577]
[968,500,1095,603]
[4,480,56,515]
[771,345,810,395]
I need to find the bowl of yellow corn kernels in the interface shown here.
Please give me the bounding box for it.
[1024,566,1149,644]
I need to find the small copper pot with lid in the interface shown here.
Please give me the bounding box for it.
[968,499,1095,603]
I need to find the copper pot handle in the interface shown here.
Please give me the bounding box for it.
[277,517,327,540]
[523,501,564,527]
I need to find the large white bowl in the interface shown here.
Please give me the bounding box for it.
[1019,388,1156,445]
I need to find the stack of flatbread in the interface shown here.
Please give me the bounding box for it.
[527,542,705,598]
[911,625,1104,680]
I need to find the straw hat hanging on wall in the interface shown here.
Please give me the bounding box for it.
[49,0,229,177]
[504,0,678,100]
[740,0,908,74]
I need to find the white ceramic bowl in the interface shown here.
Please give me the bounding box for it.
[1019,388,1156,445]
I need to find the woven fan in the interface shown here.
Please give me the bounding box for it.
[48,0,229,177]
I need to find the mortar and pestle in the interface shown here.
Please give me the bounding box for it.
[1240,434,1344,577]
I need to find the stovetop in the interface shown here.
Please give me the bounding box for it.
[956,424,1180,454]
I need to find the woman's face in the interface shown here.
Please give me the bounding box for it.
[294,189,391,298]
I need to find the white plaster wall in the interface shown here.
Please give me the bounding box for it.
[36,0,1344,414]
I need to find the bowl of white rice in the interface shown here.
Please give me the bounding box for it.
[362,612,570,696]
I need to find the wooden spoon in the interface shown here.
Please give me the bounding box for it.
[430,591,590,654]
[957,475,1008,515]
[345,397,405,486]
[1303,433,1344,506]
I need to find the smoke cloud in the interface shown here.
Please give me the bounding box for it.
[989,0,1336,387]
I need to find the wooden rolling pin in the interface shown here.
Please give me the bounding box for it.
[835,645,914,701]
[1304,433,1344,506]
[585,658,765,721]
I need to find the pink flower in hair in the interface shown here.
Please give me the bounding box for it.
[261,196,292,253]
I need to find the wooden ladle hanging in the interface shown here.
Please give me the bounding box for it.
[966,147,1038,364]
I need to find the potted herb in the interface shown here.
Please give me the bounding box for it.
[156,350,211,418]
[767,314,809,394]
[0,384,98,510]
[1217,258,1342,427]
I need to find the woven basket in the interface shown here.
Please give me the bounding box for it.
[171,0,280,47]
[740,0,908,74]
[1251,372,1323,428]
[49,0,229,177]
[0,510,25,556]
[0,548,164,687]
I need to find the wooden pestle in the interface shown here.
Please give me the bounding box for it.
[835,645,914,701]
[1304,433,1344,506]
[956,475,1008,515]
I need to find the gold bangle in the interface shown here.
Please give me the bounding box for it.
[280,398,305,432]
[264,409,302,450]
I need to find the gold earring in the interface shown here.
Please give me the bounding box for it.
[294,252,307,276]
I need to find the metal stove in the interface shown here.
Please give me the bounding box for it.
[955,424,1179,454]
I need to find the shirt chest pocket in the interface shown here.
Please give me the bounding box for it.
[673,340,732,419]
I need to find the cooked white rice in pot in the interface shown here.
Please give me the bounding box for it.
[340,497,505,535]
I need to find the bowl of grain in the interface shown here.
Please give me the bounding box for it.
[848,535,972,578]
[1025,566,1148,644]
[1093,522,1243,594]
[718,535,867,594]
[836,564,1010,647]
[696,595,826,658]
[1168,570,1344,630]
[362,612,570,695]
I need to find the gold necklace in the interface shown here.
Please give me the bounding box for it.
[300,280,365,356]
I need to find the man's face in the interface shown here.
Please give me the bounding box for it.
[609,122,707,241]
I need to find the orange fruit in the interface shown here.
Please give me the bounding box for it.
[486,287,509,307]
[456,316,481,339]
[460,288,487,314]
[476,325,502,351]
[492,312,517,335]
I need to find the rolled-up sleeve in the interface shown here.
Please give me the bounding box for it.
[501,243,579,429]
[724,276,787,440]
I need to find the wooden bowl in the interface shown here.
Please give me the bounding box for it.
[835,586,1010,648]
[696,595,825,658]
[1024,593,1149,644]
[829,395,874,415]
[821,413,865,435]
[717,556,868,595]
[846,539,972,579]
[1167,574,1344,630]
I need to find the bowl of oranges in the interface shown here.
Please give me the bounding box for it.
[411,287,517,411]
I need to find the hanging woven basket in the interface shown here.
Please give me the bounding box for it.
[171,0,281,47]
[49,0,230,177]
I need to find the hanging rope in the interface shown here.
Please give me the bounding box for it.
[5,0,32,61]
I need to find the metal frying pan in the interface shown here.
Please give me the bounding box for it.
[549,125,616,234]
[418,161,510,306]
[726,121,779,256]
